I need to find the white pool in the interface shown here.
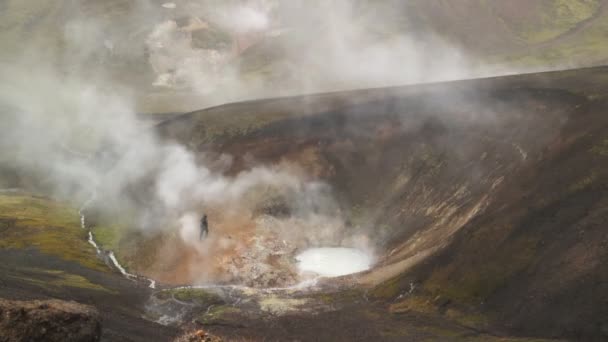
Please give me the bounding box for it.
[296,247,373,277]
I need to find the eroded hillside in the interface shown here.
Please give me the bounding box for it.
[154,66,608,340]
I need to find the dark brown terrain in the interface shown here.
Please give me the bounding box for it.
[155,66,608,341]
[2,65,608,341]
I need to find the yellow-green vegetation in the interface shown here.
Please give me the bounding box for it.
[311,288,364,305]
[90,213,160,272]
[91,223,122,252]
[508,0,601,44]
[168,288,225,306]
[198,305,242,324]
[258,296,309,315]
[0,193,106,271]
[5,267,111,293]
[499,3,608,68]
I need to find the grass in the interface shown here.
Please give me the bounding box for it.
[512,0,601,44]
[311,288,365,305]
[5,267,112,293]
[169,288,225,306]
[91,223,122,252]
[197,305,242,324]
[495,4,608,68]
[0,193,107,272]
[89,213,157,272]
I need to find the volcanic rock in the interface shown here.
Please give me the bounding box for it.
[0,299,101,342]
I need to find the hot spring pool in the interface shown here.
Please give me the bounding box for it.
[296,247,373,277]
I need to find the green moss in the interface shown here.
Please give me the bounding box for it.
[504,0,600,44]
[198,305,242,324]
[0,194,107,272]
[44,270,111,292]
[153,290,172,301]
[168,288,225,306]
[311,288,364,305]
[91,223,122,252]
[6,268,111,293]
[497,8,608,68]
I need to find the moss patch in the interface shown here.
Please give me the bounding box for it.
[197,305,242,325]
[5,267,111,293]
[311,288,365,305]
[168,288,225,306]
[0,193,106,272]
[496,6,608,68]
[91,223,122,252]
[510,0,600,44]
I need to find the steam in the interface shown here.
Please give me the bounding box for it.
[0,57,352,285]
[0,0,527,285]
[138,0,491,110]
[146,20,229,91]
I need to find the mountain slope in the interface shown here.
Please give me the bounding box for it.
[4,0,608,113]
[156,65,608,340]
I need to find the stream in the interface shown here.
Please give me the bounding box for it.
[79,191,156,289]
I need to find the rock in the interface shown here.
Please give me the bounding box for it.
[0,299,101,342]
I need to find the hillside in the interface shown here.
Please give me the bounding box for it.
[3,0,608,113]
[3,2,608,341]
[153,65,608,339]
[2,62,608,341]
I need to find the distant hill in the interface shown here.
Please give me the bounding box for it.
[2,0,608,113]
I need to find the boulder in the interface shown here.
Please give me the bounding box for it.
[0,299,101,342]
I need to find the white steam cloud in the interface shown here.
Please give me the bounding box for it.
[0,0,521,285]
[137,0,495,110]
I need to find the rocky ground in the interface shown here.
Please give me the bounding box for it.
[0,299,101,342]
